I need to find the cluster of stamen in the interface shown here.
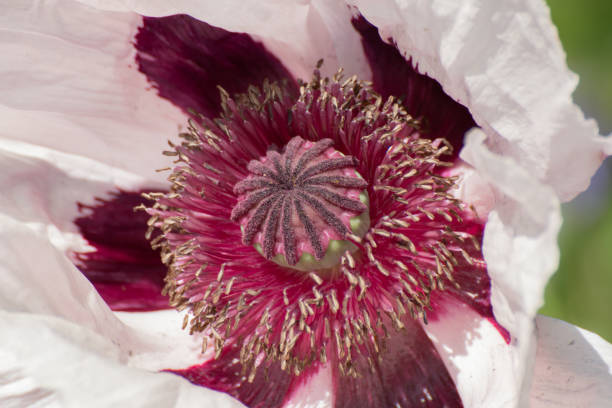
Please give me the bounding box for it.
[144,70,485,381]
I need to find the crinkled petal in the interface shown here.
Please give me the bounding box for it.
[461,130,562,316]
[0,0,185,182]
[0,138,156,230]
[530,315,612,407]
[75,0,372,80]
[0,311,245,408]
[351,16,476,156]
[0,142,172,311]
[0,214,207,372]
[350,0,607,201]
[458,129,562,406]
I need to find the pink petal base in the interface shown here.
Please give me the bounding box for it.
[169,317,463,408]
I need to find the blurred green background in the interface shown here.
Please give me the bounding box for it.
[540,0,612,341]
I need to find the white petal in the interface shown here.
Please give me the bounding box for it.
[530,315,612,407]
[0,139,161,236]
[461,130,561,316]
[74,0,372,80]
[453,129,562,406]
[0,213,121,326]
[0,311,245,408]
[449,161,496,219]
[0,0,185,182]
[425,301,522,407]
[350,0,607,201]
[115,310,211,371]
[0,214,206,371]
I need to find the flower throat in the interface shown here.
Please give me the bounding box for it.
[144,69,486,381]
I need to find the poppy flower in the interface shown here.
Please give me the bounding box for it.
[0,0,611,407]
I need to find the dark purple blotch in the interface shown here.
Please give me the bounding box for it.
[352,16,476,156]
[170,344,299,408]
[135,15,298,119]
[73,190,169,311]
[334,317,464,408]
[170,317,463,408]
